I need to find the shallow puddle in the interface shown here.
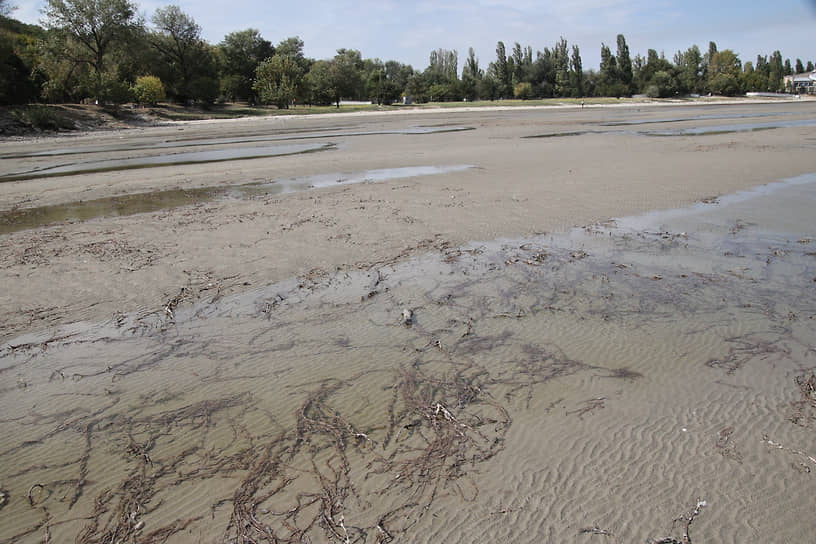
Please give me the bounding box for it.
[0,165,475,233]
[644,118,816,136]
[524,118,816,139]
[1,174,814,542]
[599,110,798,126]
[0,126,473,160]
[522,130,592,138]
[0,142,335,182]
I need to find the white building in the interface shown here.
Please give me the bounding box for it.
[784,71,816,94]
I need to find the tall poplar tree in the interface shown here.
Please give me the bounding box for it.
[616,34,633,94]
[569,45,584,97]
[599,43,618,96]
[494,41,509,97]
[554,37,569,96]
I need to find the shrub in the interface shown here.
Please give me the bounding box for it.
[89,72,133,105]
[514,82,533,100]
[132,75,166,105]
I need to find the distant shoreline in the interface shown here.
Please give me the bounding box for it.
[2,94,812,138]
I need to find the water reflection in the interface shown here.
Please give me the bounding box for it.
[1,126,474,159]
[0,142,335,182]
[599,110,798,126]
[645,118,816,136]
[0,165,475,233]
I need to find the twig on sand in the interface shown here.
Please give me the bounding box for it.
[566,397,606,419]
[580,526,614,537]
[647,500,707,544]
[763,435,816,468]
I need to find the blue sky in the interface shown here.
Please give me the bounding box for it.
[10,0,816,71]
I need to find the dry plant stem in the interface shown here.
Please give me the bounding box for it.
[648,500,706,544]
[763,436,816,466]
[580,526,614,536]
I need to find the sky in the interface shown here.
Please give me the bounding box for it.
[9,0,816,72]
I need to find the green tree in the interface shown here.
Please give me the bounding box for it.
[494,41,509,97]
[304,59,333,105]
[708,49,741,78]
[428,82,450,101]
[530,48,555,97]
[384,60,413,92]
[1,41,33,104]
[461,47,482,100]
[569,45,584,97]
[741,60,765,92]
[37,31,89,101]
[702,41,717,86]
[329,48,363,106]
[426,48,458,86]
[616,34,632,94]
[707,49,742,95]
[645,70,678,98]
[768,50,783,91]
[752,54,770,91]
[1,14,44,104]
[150,5,217,103]
[275,37,312,103]
[599,43,621,96]
[808,61,815,72]
[275,36,311,74]
[363,60,403,105]
[404,72,428,102]
[218,28,274,102]
[674,45,703,94]
[511,42,524,83]
[795,58,804,74]
[43,0,140,76]
[464,47,481,80]
[709,72,741,95]
[253,54,301,108]
[553,37,569,96]
[366,66,399,104]
[477,73,500,101]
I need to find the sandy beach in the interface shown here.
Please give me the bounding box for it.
[1,100,815,543]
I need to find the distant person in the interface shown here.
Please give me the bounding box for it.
[581,100,584,109]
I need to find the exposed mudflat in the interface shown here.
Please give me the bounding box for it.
[1,101,815,543]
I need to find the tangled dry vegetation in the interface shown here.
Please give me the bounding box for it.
[2,222,814,543]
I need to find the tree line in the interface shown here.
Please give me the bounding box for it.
[1,0,814,107]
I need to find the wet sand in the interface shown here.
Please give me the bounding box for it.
[1,101,815,543]
[1,102,815,340]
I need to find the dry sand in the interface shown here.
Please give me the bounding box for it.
[0,100,815,543]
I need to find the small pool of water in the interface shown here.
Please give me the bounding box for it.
[0,165,475,233]
[644,118,816,136]
[0,142,335,182]
[599,110,797,126]
[1,126,474,159]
